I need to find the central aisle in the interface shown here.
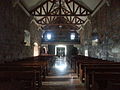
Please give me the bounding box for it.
[40,56,85,90]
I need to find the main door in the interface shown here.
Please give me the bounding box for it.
[57,47,65,56]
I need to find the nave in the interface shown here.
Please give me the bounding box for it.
[0,55,85,90]
[40,56,85,90]
[0,0,120,90]
[0,55,120,90]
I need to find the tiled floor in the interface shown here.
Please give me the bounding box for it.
[39,56,85,90]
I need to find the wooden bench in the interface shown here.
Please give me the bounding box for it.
[80,63,120,82]
[73,56,112,77]
[85,66,120,90]
[70,55,85,72]
[71,55,120,90]
[0,66,41,89]
[0,55,53,90]
[77,60,116,81]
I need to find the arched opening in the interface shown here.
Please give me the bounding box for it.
[33,42,39,56]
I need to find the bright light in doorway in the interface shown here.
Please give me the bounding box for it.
[55,45,67,55]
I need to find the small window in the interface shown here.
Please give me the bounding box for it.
[70,33,75,40]
[92,32,99,46]
[85,49,88,56]
[47,33,52,40]
[24,30,30,46]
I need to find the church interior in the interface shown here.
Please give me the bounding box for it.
[0,0,120,90]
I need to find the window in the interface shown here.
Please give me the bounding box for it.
[33,42,39,56]
[92,32,99,46]
[85,49,88,56]
[24,30,30,46]
[70,33,75,40]
[47,33,52,40]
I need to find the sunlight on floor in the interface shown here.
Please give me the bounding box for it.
[42,56,82,86]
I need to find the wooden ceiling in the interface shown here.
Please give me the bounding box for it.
[19,0,101,31]
[42,17,79,31]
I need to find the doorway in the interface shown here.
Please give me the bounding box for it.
[55,45,67,56]
[57,47,65,56]
[33,42,39,56]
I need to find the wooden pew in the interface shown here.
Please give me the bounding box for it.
[74,56,111,77]
[70,55,85,72]
[0,66,41,89]
[85,66,120,90]
[80,63,120,82]
[16,57,49,77]
[71,55,120,90]
[71,55,111,75]
[0,55,53,90]
[77,60,117,81]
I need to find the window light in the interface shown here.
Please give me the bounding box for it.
[70,33,75,40]
[47,33,52,40]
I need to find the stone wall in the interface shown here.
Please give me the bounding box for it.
[79,0,120,61]
[0,0,41,63]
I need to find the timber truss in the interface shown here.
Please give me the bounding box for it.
[36,16,85,25]
[30,0,92,27]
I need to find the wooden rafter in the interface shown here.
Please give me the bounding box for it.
[36,16,85,25]
[36,16,57,25]
[30,0,92,16]
[29,0,92,28]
